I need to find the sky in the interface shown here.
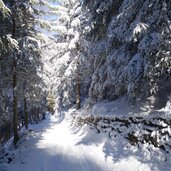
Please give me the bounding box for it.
[36,0,60,36]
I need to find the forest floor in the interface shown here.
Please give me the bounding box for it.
[0,111,170,171]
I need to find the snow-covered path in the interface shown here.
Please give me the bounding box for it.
[4,114,169,171]
[7,115,115,171]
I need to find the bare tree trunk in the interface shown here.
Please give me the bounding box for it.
[24,96,28,129]
[13,59,19,146]
[35,108,38,124]
[76,62,81,109]
[76,82,81,109]
[12,0,19,146]
[29,110,32,124]
[0,127,2,145]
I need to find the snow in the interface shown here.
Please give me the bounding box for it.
[1,115,113,171]
[0,0,11,16]
[51,25,68,34]
[71,18,81,28]
[77,96,171,118]
[1,2,170,170]
[68,32,80,49]
[1,111,171,171]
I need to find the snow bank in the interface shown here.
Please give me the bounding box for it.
[75,96,171,118]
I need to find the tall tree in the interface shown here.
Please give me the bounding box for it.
[78,0,171,105]
[0,0,46,145]
[11,0,19,146]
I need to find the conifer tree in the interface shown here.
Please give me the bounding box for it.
[0,0,46,145]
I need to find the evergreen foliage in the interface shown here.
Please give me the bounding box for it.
[47,94,55,112]
[0,0,46,145]
[79,0,171,104]
[1,0,171,146]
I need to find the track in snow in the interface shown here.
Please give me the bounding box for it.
[6,114,114,171]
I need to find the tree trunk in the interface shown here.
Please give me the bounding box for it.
[12,1,19,146]
[13,59,19,146]
[76,80,81,109]
[35,108,38,124]
[76,61,81,109]
[24,96,28,129]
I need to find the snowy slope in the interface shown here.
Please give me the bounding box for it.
[74,96,171,118]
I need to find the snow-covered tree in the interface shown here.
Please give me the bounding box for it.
[41,0,84,110]
[0,0,46,145]
[0,0,10,17]
[79,0,171,105]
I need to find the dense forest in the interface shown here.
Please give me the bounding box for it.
[0,0,171,171]
[51,0,171,108]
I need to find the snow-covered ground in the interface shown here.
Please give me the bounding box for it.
[75,96,171,118]
[1,111,171,171]
[1,114,115,171]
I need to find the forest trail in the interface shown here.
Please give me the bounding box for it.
[2,113,166,171]
[6,114,115,171]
